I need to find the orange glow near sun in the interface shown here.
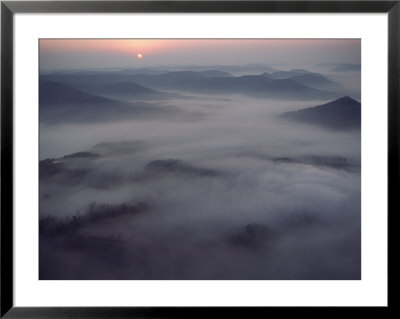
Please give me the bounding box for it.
[137,53,143,59]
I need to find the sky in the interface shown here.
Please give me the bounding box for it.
[39,39,361,71]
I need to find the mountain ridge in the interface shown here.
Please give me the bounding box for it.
[281,96,361,130]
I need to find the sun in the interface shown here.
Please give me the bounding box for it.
[137,53,143,59]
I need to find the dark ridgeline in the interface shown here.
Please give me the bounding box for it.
[40,69,339,100]
[265,68,318,79]
[40,80,114,105]
[38,68,349,124]
[281,96,361,130]
[39,80,189,124]
[39,80,147,123]
[285,73,336,89]
[123,72,338,100]
[89,81,171,99]
[331,63,361,72]
[262,69,341,91]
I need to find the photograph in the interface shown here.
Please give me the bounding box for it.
[38,38,362,280]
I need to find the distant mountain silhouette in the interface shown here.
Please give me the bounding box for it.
[260,72,273,78]
[89,81,177,100]
[281,96,361,129]
[97,81,160,94]
[289,69,311,74]
[195,70,233,78]
[269,69,313,79]
[39,81,177,124]
[135,70,232,82]
[288,73,335,88]
[131,74,338,100]
[262,69,340,91]
[40,80,114,105]
[168,64,275,74]
[123,69,233,78]
[40,71,230,93]
[41,71,338,100]
[331,64,361,72]
[118,68,169,75]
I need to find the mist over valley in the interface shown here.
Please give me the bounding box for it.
[39,48,361,280]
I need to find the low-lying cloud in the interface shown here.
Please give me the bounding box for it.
[39,69,361,280]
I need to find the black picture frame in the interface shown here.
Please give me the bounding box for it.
[1,1,397,317]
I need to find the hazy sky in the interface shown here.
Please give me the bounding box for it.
[40,39,361,71]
